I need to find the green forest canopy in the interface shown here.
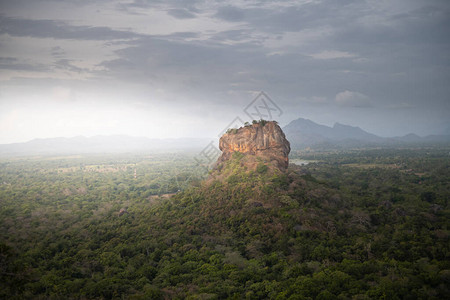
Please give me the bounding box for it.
[0,148,449,299]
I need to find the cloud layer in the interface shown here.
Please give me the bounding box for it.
[0,0,449,142]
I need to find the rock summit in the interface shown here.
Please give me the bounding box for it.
[216,120,290,172]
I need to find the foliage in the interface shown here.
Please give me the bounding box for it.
[225,120,271,135]
[256,163,268,174]
[252,119,268,126]
[226,128,239,134]
[0,148,449,298]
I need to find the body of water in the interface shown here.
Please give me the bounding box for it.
[290,159,317,166]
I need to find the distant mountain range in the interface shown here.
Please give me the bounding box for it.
[283,118,450,149]
[1,118,449,156]
[0,135,211,156]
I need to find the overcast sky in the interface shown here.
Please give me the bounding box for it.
[0,0,449,143]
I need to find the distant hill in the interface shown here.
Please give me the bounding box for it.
[283,118,450,149]
[1,119,449,156]
[0,135,212,156]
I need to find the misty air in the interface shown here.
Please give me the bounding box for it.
[0,0,449,298]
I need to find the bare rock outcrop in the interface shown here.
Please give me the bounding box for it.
[216,121,290,172]
[118,208,129,217]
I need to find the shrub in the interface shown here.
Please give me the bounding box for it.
[256,163,268,174]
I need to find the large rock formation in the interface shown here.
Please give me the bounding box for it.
[216,121,290,172]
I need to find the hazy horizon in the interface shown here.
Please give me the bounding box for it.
[1,115,448,147]
[1,0,449,144]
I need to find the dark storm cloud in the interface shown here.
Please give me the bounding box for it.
[332,6,450,47]
[0,16,141,40]
[91,3,448,114]
[208,1,362,34]
[93,32,350,108]
[324,3,450,109]
[97,36,244,82]
[3,0,447,107]
[0,0,449,139]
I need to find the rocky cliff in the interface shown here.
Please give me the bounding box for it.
[215,121,290,172]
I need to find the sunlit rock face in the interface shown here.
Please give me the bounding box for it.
[217,121,290,171]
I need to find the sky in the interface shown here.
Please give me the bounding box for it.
[0,0,449,144]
